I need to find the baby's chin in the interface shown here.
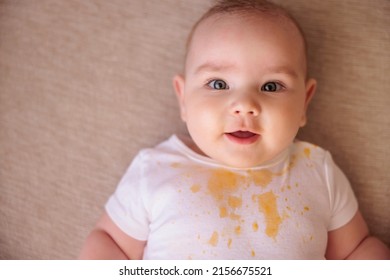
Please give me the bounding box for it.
[185,134,280,168]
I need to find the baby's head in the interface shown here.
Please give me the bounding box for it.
[173,0,316,168]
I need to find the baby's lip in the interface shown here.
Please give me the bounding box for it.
[225,130,260,144]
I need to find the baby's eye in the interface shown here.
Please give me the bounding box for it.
[261,82,283,92]
[207,79,229,90]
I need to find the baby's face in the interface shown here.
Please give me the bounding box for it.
[174,13,316,168]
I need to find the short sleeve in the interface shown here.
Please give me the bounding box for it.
[105,151,150,241]
[324,152,358,231]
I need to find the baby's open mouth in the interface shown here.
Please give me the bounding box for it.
[225,131,260,144]
[228,131,257,138]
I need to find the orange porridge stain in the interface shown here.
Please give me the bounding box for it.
[227,238,233,248]
[252,194,257,202]
[234,226,241,235]
[304,148,311,158]
[252,222,259,232]
[248,153,300,188]
[170,162,181,168]
[304,206,310,211]
[191,184,201,193]
[228,196,242,208]
[248,169,274,187]
[208,231,219,247]
[207,169,242,201]
[251,250,256,257]
[287,185,291,190]
[219,206,228,218]
[229,213,241,220]
[256,191,282,239]
[287,155,297,170]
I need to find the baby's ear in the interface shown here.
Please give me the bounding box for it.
[300,78,317,127]
[172,74,187,122]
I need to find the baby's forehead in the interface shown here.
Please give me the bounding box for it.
[186,12,308,74]
[195,11,303,41]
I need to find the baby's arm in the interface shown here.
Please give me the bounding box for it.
[79,212,146,260]
[325,210,390,259]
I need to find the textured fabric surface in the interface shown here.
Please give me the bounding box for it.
[0,0,388,259]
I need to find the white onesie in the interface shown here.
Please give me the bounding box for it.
[106,135,358,259]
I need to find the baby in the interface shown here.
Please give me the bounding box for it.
[80,0,390,259]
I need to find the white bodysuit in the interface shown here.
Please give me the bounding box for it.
[106,135,358,259]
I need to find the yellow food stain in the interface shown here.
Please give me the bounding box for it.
[234,226,241,235]
[304,148,311,158]
[251,194,257,202]
[170,162,180,168]
[228,196,242,208]
[208,231,219,247]
[304,206,310,211]
[190,184,201,193]
[251,250,256,257]
[219,206,228,218]
[248,169,274,187]
[256,191,282,239]
[203,162,300,242]
[207,169,246,224]
[252,222,259,232]
[287,155,297,170]
[227,238,232,248]
[229,213,241,220]
[208,169,242,201]
[247,153,300,189]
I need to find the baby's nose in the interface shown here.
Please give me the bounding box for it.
[230,93,260,117]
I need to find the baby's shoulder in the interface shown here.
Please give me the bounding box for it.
[134,135,189,168]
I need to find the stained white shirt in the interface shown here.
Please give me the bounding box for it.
[106,135,358,259]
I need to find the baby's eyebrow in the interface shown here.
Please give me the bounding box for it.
[194,61,237,74]
[193,62,300,78]
[265,66,299,78]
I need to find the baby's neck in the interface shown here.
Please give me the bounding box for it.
[178,134,206,157]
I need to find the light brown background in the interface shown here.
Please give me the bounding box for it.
[0,0,389,259]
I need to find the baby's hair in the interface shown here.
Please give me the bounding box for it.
[185,0,308,69]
